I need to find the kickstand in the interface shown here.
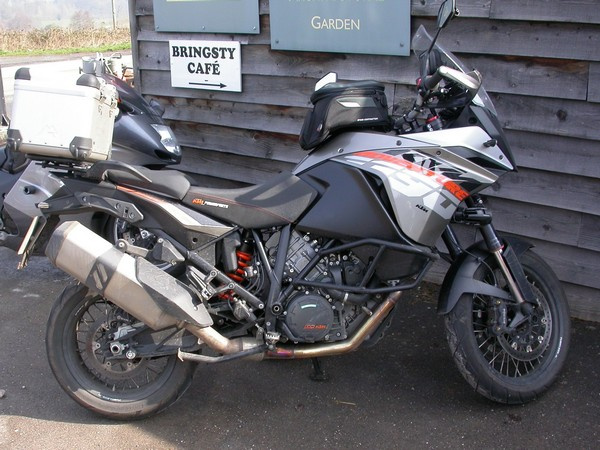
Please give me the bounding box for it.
[310,357,329,382]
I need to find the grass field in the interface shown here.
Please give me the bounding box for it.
[0,27,131,56]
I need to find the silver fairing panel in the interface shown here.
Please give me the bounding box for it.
[4,163,64,232]
[293,126,512,174]
[293,128,502,246]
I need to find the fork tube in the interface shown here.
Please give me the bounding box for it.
[442,225,463,261]
[480,223,526,305]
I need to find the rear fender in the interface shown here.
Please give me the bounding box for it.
[437,236,533,315]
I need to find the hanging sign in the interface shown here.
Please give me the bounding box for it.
[153,0,260,34]
[270,0,410,56]
[169,40,242,92]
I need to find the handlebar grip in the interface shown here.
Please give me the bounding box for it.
[421,69,444,91]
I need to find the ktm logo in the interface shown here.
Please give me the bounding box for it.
[192,198,230,209]
[304,324,327,330]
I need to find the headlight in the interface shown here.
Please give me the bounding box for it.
[150,124,181,155]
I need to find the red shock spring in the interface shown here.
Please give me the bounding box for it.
[228,250,252,282]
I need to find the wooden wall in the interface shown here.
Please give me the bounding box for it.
[129,0,600,321]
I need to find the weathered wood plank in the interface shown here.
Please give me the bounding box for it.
[259,0,268,15]
[462,56,588,101]
[138,3,600,62]
[492,92,600,141]
[137,41,420,84]
[138,41,589,102]
[579,214,600,252]
[128,0,142,94]
[483,168,600,217]
[589,63,600,103]
[135,0,153,16]
[157,96,306,135]
[563,283,600,322]
[137,14,271,45]
[168,122,305,164]
[528,238,600,290]
[137,0,269,19]
[137,36,590,101]
[137,29,245,44]
[142,69,400,109]
[178,146,294,185]
[245,1,492,19]
[506,130,600,179]
[441,18,600,62]
[484,198,583,249]
[411,0,491,18]
[143,71,314,108]
[490,0,600,25]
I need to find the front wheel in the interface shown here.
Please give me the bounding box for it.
[444,249,570,404]
[46,283,196,420]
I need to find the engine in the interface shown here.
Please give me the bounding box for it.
[265,231,369,344]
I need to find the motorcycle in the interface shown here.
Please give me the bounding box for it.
[0,54,182,259]
[5,0,570,419]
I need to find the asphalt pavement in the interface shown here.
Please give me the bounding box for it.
[0,246,599,449]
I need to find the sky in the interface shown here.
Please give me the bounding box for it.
[0,0,130,30]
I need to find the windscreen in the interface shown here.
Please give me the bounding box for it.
[412,25,498,117]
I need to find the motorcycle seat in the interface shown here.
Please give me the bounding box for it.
[182,172,318,229]
[103,165,192,200]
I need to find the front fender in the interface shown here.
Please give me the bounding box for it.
[437,236,533,315]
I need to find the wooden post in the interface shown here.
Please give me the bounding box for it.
[0,64,7,126]
[128,0,141,93]
[112,0,117,30]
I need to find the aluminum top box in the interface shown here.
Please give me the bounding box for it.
[7,68,118,163]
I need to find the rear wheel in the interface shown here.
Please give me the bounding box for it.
[46,283,196,420]
[444,249,570,404]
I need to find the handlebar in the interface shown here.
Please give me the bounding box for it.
[421,70,445,91]
[420,66,482,93]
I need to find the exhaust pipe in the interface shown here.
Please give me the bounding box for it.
[46,221,213,330]
[180,292,400,362]
[266,291,401,359]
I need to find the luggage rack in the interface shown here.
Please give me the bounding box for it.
[34,155,94,174]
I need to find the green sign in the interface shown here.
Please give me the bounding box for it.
[270,0,410,56]
[153,0,260,34]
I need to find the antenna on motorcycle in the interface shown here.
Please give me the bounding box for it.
[426,0,460,56]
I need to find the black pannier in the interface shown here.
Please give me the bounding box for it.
[299,80,390,150]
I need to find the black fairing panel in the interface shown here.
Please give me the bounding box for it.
[450,105,517,170]
[297,161,402,241]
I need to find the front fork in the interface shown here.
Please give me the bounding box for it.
[445,196,537,308]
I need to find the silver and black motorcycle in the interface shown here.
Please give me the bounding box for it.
[6,0,570,419]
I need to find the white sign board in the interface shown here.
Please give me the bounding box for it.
[169,40,242,92]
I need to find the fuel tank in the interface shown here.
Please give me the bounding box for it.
[294,128,500,246]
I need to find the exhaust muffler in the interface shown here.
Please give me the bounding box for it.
[45,221,213,330]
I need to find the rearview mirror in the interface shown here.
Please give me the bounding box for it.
[437,0,458,29]
[315,72,337,91]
